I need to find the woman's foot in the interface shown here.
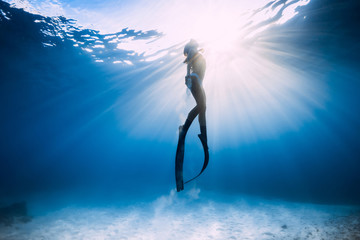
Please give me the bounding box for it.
[179,125,186,139]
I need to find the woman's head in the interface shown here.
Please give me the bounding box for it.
[184,39,199,56]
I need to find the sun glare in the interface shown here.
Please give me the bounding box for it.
[176,1,322,144]
[112,0,323,145]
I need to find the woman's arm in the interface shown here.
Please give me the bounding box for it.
[186,62,191,77]
[185,49,197,77]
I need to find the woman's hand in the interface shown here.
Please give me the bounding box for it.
[185,75,192,89]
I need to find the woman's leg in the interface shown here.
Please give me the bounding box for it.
[180,76,207,140]
[192,80,207,146]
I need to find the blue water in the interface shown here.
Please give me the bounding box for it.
[1,0,360,218]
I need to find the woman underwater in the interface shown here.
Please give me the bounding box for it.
[176,39,209,192]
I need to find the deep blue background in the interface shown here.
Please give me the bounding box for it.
[0,0,359,207]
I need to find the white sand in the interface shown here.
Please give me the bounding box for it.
[1,189,359,240]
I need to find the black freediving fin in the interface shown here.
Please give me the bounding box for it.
[175,126,187,192]
[184,134,209,184]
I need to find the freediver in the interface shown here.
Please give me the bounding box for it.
[176,39,209,192]
[180,39,207,146]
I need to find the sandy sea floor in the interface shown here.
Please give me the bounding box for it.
[1,190,359,240]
